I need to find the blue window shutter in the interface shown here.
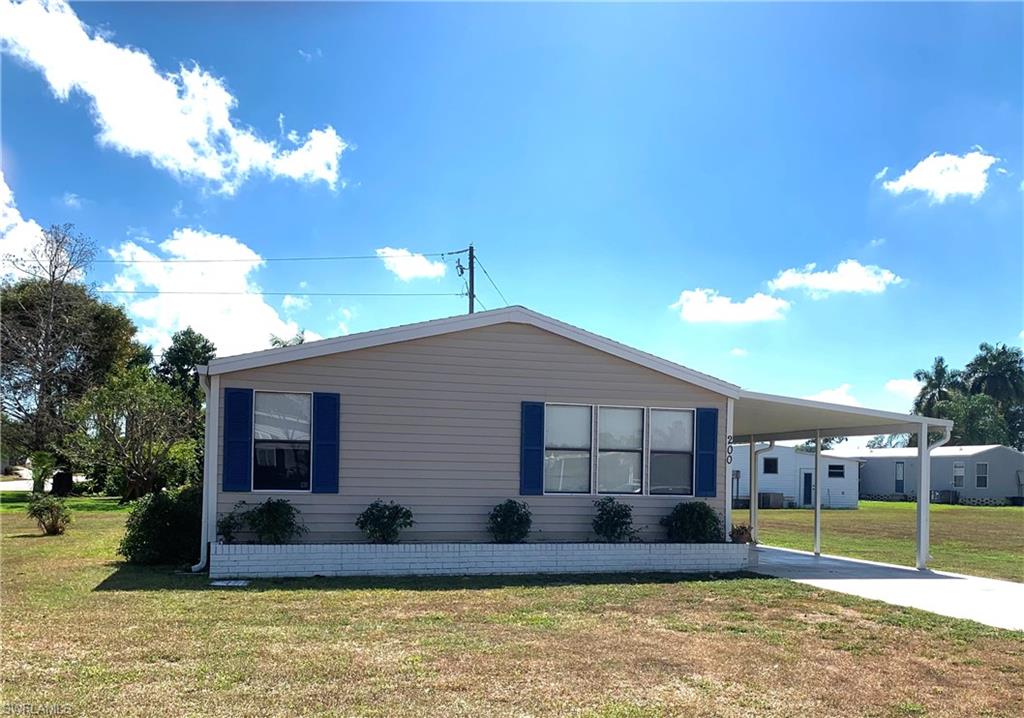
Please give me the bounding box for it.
[520,401,544,495]
[222,388,253,492]
[312,393,341,493]
[694,407,718,497]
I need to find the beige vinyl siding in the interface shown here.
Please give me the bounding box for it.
[215,322,729,542]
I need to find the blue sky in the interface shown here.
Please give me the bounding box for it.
[1,0,1021,416]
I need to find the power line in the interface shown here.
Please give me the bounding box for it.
[474,254,510,307]
[95,290,464,297]
[92,248,468,264]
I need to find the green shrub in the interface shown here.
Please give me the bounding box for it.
[118,485,202,565]
[660,502,723,543]
[244,498,307,544]
[216,504,247,544]
[26,494,71,535]
[488,499,532,543]
[356,500,414,543]
[592,497,637,542]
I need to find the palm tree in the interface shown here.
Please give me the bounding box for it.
[912,356,963,415]
[964,342,1024,410]
[269,330,306,348]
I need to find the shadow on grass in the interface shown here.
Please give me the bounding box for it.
[0,491,128,513]
[95,564,770,593]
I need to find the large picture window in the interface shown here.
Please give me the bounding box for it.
[544,405,592,493]
[253,391,311,491]
[597,407,643,494]
[649,409,694,495]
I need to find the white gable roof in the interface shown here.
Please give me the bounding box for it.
[200,306,742,397]
[826,445,1018,459]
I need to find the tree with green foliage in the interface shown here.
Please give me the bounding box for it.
[156,327,216,415]
[931,393,1010,447]
[66,366,190,499]
[912,356,963,416]
[1,225,143,456]
[964,342,1024,411]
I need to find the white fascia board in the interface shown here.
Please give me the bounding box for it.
[737,389,954,429]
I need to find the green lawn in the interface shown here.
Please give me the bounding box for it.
[735,500,1024,582]
[1,495,1022,717]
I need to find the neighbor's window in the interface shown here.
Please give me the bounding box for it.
[953,461,965,489]
[253,391,311,491]
[976,462,989,489]
[763,457,779,474]
[828,464,845,478]
[544,404,592,493]
[894,461,905,493]
[649,409,694,495]
[597,407,643,494]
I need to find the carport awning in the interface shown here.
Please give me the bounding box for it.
[733,390,952,442]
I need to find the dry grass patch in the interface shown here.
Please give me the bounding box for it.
[1,499,1022,717]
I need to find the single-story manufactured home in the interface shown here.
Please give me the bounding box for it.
[730,444,859,509]
[828,445,1024,505]
[192,307,952,578]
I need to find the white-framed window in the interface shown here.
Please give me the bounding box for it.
[597,407,644,494]
[976,462,989,489]
[953,461,965,489]
[894,461,905,493]
[828,464,845,478]
[253,391,312,491]
[544,404,592,493]
[649,409,695,495]
[763,457,779,474]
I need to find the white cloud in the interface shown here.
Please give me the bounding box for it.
[729,347,749,357]
[0,0,346,194]
[298,280,308,289]
[670,289,790,323]
[0,170,44,278]
[803,384,861,407]
[281,294,310,312]
[337,307,353,335]
[62,191,82,209]
[882,150,999,203]
[101,227,317,355]
[768,259,902,299]
[867,237,886,248]
[874,166,888,181]
[375,247,446,281]
[884,378,923,402]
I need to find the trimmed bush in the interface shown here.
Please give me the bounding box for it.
[592,497,637,542]
[216,504,247,544]
[488,499,532,543]
[356,500,414,543]
[118,485,202,565]
[26,494,71,535]
[660,502,723,543]
[244,498,307,544]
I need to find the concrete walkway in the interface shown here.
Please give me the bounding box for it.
[753,546,1024,631]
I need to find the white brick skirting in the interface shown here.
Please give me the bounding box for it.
[210,542,754,579]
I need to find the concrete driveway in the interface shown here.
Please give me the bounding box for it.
[753,546,1024,631]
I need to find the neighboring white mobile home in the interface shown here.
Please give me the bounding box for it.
[828,445,1024,505]
[729,445,859,509]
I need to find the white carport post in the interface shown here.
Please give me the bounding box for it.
[916,423,931,570]
[813,429,822,556]
[749,435,758,543]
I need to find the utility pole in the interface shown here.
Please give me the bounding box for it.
[468,243,475,314]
